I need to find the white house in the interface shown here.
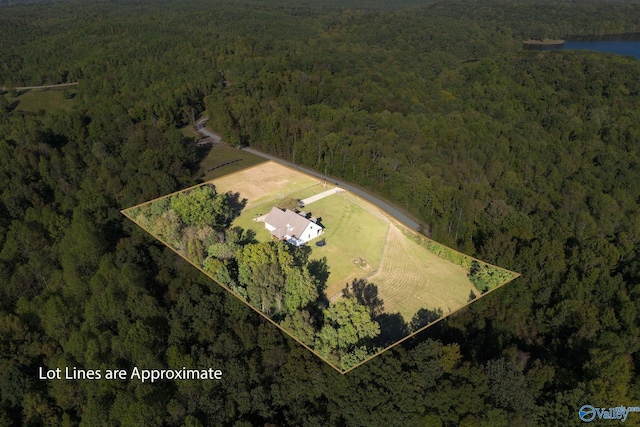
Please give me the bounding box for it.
[264,207,323,246]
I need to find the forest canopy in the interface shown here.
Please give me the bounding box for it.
[1,0,640,425]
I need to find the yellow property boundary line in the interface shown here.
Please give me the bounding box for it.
[121,161,520,374]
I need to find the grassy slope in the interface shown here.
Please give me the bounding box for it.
[305,192,389,299]
[6,88,77,112]
[370,224,476,323]
[197,145,267,181]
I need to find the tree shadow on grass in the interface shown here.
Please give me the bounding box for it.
[224,191,247,223]
[193,145,213,178]
[342,278,415,347]
[308,256,330,301]
[233,227,256,246]
[344,278,384,318]
[7,100,19,113]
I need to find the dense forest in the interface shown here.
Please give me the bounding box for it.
[2,0,640,425]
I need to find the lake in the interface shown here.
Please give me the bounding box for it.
[525,37,640,60]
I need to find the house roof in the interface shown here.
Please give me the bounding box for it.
[265,207,316,240]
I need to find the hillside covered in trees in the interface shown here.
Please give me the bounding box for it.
[2,0,640,425]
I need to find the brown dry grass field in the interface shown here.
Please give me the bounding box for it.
[211,161,321,208]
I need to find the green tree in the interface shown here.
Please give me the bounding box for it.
[281,310,316,346]
[485,359,536,415]
[0,94,8,114]
[283,267,318,314]
[170,185,231,229]
[236,241,293,315]
[468,261,515,293]
[315,297,380,362]
[236,240,320,317]
[186,238,205,266]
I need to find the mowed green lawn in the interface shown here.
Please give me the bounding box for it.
[7,89,77,112]
[305,192,389,299]
[369,225,476,324]
[229,192,389,299]
[198,145,267,181]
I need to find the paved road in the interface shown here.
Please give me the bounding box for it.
[2,82,79,91]
[241,147,423,232]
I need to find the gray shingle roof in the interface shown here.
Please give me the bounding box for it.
[265,207,314,240]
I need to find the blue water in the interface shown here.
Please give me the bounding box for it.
[528,40,640,59]
[561,40,640,59]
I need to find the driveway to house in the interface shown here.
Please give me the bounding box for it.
[300,187,344,206]
[241,147,423,232]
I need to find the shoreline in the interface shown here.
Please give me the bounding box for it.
[523,38,565,46]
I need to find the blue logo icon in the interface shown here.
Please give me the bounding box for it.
[580,405,596,422]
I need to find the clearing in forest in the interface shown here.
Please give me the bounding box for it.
[124,160,519,373]
[5,88,77,113]
[213,163,390,298]
[196,145,267,181]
